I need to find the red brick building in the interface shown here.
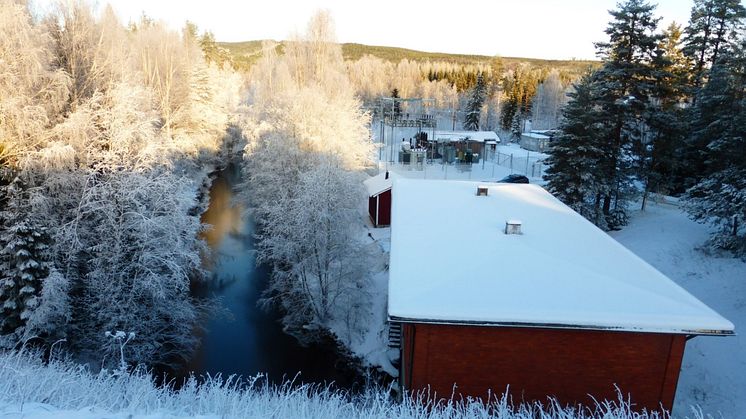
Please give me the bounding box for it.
[388,179,734,413]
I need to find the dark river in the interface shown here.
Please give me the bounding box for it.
[182,166,357,388]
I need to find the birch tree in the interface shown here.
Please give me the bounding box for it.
[242,11,374,345]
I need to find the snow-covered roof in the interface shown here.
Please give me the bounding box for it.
[521,132,551,139]
[388,179,734,336]
[364,172,394,196]
[433,131,501,143]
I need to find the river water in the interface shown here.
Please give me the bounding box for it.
[182,166,357,387]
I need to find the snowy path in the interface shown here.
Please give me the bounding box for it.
[611,202,746,417]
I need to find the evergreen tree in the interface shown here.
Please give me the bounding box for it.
[678,0,745,188]
[500,96,519,134]
[684,38,746,255]
[683,0,746,88]
[0,177,51,345]
[591,0,662,228]
[510,111,523,139]
[463,73,486,130]
[544,72,609,225]
[639,22,689,209]
[390,88,401,119]
[198,31,232,69]
[489,56,504,94]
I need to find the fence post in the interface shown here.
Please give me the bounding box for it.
[510,154,513,173]
[526,152,530,175]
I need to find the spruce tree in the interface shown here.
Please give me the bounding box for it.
[678,0,745,187]
[544,72,608,225]
[499,67,540,135]
[639,22,689,209]
[390,88,401,119]
[463,74,486,130]
[684,38,746,255]
[500,97,518,133]
[683,0,746,88]
[0,177,51,344]
[592,0,661,228]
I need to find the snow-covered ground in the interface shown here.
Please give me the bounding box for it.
[373,128,548,183]
[0,349,694,419]
[335,224,397,377]
[611,200,746,418]
[374,149,547,184]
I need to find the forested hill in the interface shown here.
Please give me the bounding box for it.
[218,40,599,72]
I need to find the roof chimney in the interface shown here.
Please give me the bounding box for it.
[505,220,522,235]
[385,170,390,180]
[477,185,489,196]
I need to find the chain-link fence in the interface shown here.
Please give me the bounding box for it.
[376,144,548,181]
[490,149,546,178]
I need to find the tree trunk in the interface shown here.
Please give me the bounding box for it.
[603,194,612,216]
[733,215,739,237]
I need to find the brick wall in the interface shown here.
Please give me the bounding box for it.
[402,323,685,412]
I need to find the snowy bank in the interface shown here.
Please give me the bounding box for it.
[0,350,711,419]
[610,201,746,417]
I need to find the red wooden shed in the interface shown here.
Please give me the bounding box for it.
[364,171,393,227]
[388,179,734,413]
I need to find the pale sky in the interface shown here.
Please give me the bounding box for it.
[36,0,705,60]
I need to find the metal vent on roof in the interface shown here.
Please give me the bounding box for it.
[505,220,522,235]
[477,185,489,196]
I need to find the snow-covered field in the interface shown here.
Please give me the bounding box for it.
[611,200,746,418]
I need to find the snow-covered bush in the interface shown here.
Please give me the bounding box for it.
[0,349,709,419]
[56,170,205,368]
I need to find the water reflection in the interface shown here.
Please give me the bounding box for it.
[200,177,245,250]
[184,167,357,388]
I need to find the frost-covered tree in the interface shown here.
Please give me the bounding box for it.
[0,177,51,346]
[531,70,567,130]
[63,171,205,367]
[463,74,486,130]
[0,0,69,164]
[257,160,369,344]
[0,0,237,366]
[241,11,374,345]
[684,39,746,255]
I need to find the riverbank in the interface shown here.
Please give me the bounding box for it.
[178,164,381,390]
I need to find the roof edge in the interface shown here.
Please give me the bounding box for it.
[369,186,392,196]
[388,315,735,337]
